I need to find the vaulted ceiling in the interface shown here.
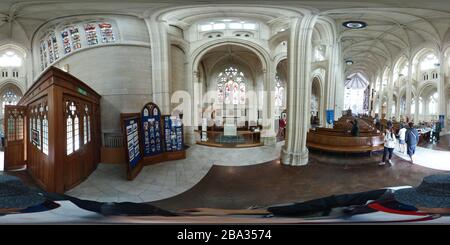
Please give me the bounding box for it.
[3,0,450,83]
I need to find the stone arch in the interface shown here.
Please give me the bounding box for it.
[188,39,271,127]
[311,75,324,126]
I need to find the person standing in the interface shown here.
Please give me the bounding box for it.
[379,124,396,166]
[350,119,359,136]
[398,124,407,154]
[405,122,420,164]
[435,121,441,143]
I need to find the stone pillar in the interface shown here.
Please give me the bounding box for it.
[405,60,413,121]
[414,94,420,123]
[182,70,200,146]
[146,19,171,114]
[281,14,318,166]
[262,67,277,146]
[438,52,447,129]
[325,42,339,127]
[386,68,394,119]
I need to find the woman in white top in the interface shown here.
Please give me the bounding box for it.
[379,124,396,166]
[398,124,407,154]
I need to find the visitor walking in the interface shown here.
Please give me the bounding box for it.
[405,122,420,164]
[379,124,396,166]
[398,123,407,154]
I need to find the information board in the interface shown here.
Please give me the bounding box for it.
[163,115,184,151]
[141,103,162,156]
[124,118,141,168]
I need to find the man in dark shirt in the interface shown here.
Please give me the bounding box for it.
[405,122,419,164]
[351,119,359,136]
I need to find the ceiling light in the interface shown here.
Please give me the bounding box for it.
[280,28,285,32]
[345,60,354,65]
[222,19,232,22]
[343,21,367,29]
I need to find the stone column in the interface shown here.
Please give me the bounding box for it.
[414,94,420,123]
[325,42,339,127]
[405,60,413,121]
[438,52,447,129]
[182,70,200,146]
[386,67,394,119]
[262,67,277,146]
[146,19,171,114]
[281,14,318,166]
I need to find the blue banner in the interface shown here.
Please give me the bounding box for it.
[326,110,334,125]
[439,115,445,128]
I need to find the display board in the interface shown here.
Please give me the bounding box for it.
[124,118,141,168]
[141,103,162,156]
[121,102,186,180]
[163,115,184,152]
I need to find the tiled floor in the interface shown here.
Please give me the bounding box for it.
[65,142,284,202]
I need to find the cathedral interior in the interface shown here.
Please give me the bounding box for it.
[0,0,450,224]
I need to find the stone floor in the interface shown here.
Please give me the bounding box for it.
[2,136,449,207]
[151,155,445,210]
[65,142,284,202]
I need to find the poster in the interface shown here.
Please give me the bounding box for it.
[163,115,183,151]
[125,119,140,168]
[326,110,335,125]
[142,103,162,156]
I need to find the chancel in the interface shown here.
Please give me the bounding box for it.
[0,0,450,225]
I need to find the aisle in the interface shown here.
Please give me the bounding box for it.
[394,146,450,171]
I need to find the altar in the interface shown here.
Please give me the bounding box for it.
[196,122,262,148]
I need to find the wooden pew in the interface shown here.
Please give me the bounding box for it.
[306,130,384,154]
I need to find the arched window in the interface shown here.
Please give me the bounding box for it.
[0,51,22,67]
[217,66,246,105]
[420,54,438,71]
[314,46,325,61]
[2,90,20,114]
[274,74,284,107]
[429,92,438,115]
[66,101,80,155]
[419,97,423,114]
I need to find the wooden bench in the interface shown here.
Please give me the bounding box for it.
[306,131,384,154]
[314,128,380,137]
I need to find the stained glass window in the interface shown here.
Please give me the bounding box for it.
[217,67,246,105]
[47,37,54,63]
[84,23,99,46]
[42,41,48,68]
[70,27,82,51]
[61,29,72,54]
[66,101,80,155]
[7,116,14,141]
[43,116,48,155]
[99,23,115,43]
[39,41,45,70]
[66,116,73,155]
[37,118,42,150]
[83,105,90,144]
[52,32,59,60]
[87,115,91,142]
[274,75,284,107]
[16,116,23,140]
[83,115,88,144]
[74,116,80,151]
[29,117,32,143]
